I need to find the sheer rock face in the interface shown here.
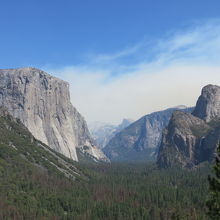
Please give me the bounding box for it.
[157,85,220,168]
[103,107,193,162]
[192,84,220,122]
[0,67,108,162]
[157,111,212,168]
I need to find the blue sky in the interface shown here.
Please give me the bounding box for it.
[1,1,220,123]
[1,0,220,68]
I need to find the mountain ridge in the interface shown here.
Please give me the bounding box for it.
[103,106,193,162]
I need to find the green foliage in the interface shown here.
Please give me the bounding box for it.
[0,159,210,219]
[0,113,211,219]
[207,143,220,219]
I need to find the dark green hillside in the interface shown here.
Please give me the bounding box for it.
[0,109,87,219]
[0,108,211,219]
[78,163,210,220]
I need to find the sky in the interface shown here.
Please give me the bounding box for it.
[1,0,220,124]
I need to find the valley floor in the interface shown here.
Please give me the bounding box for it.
[0,160,210,220]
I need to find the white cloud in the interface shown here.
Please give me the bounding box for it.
[47,19,220,124]
[89,40,146,63]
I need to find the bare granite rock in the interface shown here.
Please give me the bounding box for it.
[0,67,108,162]
[157,84,220,168]
[157,111,212,168]
[192,84,220,122]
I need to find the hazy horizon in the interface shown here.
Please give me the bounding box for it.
[48,20,220,124]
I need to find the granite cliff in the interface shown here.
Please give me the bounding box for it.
[0,106,83,179]
[0,67,108,162]
[157,84,220,168]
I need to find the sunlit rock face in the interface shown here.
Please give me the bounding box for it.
[192,84,220,122]
[0,67,108,162]
[158,85,220,168]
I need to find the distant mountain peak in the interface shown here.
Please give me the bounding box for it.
[117,118,134,130]
[122,118,134,123]
[89,119,134,149]
[173,105,188,109]
[192,84,220,122]
[103,106,193,162]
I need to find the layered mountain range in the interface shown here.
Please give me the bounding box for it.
[89,118,134,149]
[157,84,220,168]
[0,67,108,162]
[103,106,193,162]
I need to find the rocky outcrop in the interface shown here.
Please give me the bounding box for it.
[0,67,108,162]
[103,106,193,162]
[157,111,212,168]
[192,85,220,122]
[157,85,220,168]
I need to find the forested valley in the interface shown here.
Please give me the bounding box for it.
[0,159,210,220]
[0,111,212,220]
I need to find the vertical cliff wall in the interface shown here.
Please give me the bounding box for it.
[157,85,220,168]
[0,67,108,162]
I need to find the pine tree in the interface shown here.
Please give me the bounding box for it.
[207,143,220,219]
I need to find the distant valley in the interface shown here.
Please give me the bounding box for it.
[90,106,193,162]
